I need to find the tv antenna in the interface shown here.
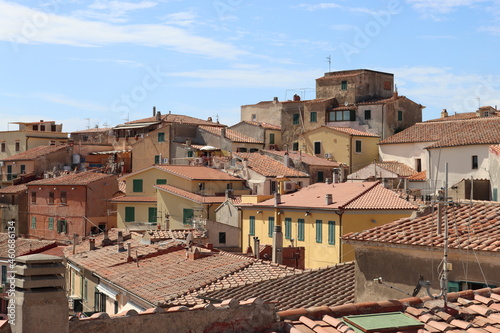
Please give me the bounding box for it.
[375,163,451,307]
[84,118,90,129]
[326,55,331,72]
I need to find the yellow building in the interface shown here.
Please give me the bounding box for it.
[238,181,416,268]
[112,165,250,230]
[300,126,380,173]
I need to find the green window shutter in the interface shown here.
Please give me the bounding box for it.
[268,217,275,238]
[328,221,335,245]
[132,179,143,192]
[154,155,160,164]
[310,112,317,122]
[158,132,165,142]
[285,218,292,240]
[156,179,167,185]
[187,150,194,157]
[316,220,322,243]
[350,110,356,121]
[448,281,460,293]
[183,208,194,225]
[341,80,347,90]
[48,217,54,230]
[398,110,403,121]
[31,216,36,229]
[297,218,305,241]
[148,207,157,223]
[293,113,300,125]
[249,216,255,236]
[57,220,67,233]
[493,188,498,201]
[125,207,135,222]
[269,133,275,144]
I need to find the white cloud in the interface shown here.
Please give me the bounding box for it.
[295,3,342,11]
[74,1,159,22]
[406,0,493,20]
[0,1,246,59]
[164,10,197,26]
[68,58,145,68]
[165,68,321,88]
[34,93,109,112]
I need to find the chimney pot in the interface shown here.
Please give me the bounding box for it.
[274,192,281,206]
[441,109,448,118]
[326,193,333,205]
[89,238,96,250]
[117,231,125,252]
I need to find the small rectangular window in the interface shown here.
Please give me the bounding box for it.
[156,179,167,185]
[60,191,67,205]
[125,207,135,222]
[219,232,226,244]
[249,216,255,236]
[317,171,324,183]
[364,110,371,120]
[297,218,305,241]
[314,141,321,155]
[31,216,36,229]
[1,142,5,152]
[472,155,478,169]
[398,110,403,122]
[341,80,347,90]
[154,155,160,164]
[132,179,143,192]
[148,207,157,223]
[355,140,362,153]
[57,220,67,234]
[15,142,20,152]
[328,221,335,245]
[415,159,422,172]
[293,113,300,125]
[49,192,55,204]
[158,132,165,142]
[31,191,36,204]
[268,217,275,238]
[316,220,323,243]
[292,142,299,151]
[285,218,292,240]
[20,165,25,174]
[310,112,317,123]
[269,133,275,145]
[48,217,54,230]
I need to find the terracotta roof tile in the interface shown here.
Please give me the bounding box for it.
[324,126,380,137]
[154,165,242,181]
[265,151,340,167]
[240,182,416,211]
[199,126,264,144]
[280,288,500,333]
[233,152,309,178]
[408,170,427,181]
[2,144,69,161]
[380,117,500,148]
[110,195,156,203]
[240,121,281,130]
[155,184,226,204]
[0,234,57,257]
[490,145,500,156]
[169,262,355,311]
[0,184,27,194]
[373,161,418,177]
[426,110,500,122]
[27,170,115,186]
[343,201,500,252]
[71,128,112,134]
[124,113,225,126]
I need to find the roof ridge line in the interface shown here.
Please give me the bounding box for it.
[339,181,380,209]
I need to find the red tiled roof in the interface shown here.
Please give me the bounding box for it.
[239,121,281,130]
[0,184,27,194]
[27,170,115,186]
[154,165,242,181]
[373,161,418,177]
[427,110,500,122]
[155,185,226,204]
[2,144,69,161]
[408,170,426,181]
[0,234,57,257]
[199,126,264,144]
[343,201,500,252]
[71,128,112,133]
[490,145,500,156]
[239,182,416,211]
[125,113,225,126]
[380,117,500,148]
[325,126,380,137]
[264,151,340,167]
[279,287,500,333]
[38,245,66,257]
[169,261,354,311]
[109,195,156,203]
[357,94,402,105]
[233,152,309,178]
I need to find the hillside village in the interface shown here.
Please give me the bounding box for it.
[1,69,500,332]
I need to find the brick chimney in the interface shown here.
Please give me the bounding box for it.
[13,254,68,333]
[117,231,125,252]
[89,238,96,250]
[441,109,448,118]
[326,193,333,205]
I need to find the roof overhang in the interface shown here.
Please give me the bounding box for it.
[114,122,160,130]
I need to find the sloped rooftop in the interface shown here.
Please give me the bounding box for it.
[233,152,309,178]
[343,201,500,252]
[2,144,69,161]
[199,126,264,144]
[27,170,115,186]
[0,234,57,257]
[264,150,340,167]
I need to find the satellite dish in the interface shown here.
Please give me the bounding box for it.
[344,101,349,106]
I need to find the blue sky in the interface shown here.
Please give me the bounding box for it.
[1,0,499,132]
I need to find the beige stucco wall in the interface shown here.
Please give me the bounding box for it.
[240,101,282,126]
[0,131,68,161]
[131,126,171,172]
[379,142,431,172]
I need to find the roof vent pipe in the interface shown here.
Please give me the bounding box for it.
[89,238,96,251]
[153,106,156,117]
[325,178,330,184]
[274,192,281,206]
[117,231,125,252]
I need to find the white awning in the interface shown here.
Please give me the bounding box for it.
[114,122,159,130]
[120,301,145,312]
[96,283,119,300]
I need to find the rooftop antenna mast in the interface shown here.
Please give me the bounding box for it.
[84,118,90,129]
[326,55,331,72]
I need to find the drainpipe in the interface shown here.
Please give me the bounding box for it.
[349,135,354,174]
[334,209,344,262]
[381,104,385,140]
[272,192,283,264]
